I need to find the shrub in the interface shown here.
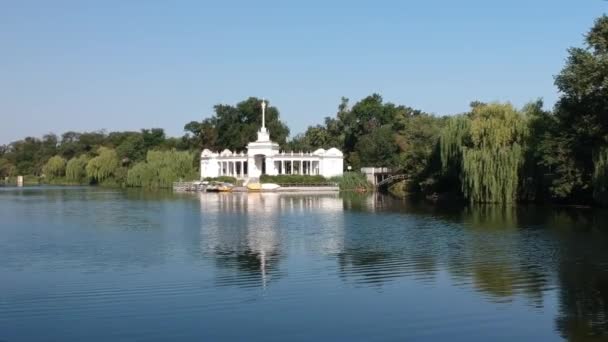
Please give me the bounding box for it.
[204,176,237,184]
[330,172,372,191]
[260,174,328,184]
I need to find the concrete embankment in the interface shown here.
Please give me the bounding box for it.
[173,181,339,193]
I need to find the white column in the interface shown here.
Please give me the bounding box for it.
[281,160,285,175]
[300,160,303,175]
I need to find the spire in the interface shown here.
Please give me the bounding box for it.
[261,98,266,130]
[256,98,270,141]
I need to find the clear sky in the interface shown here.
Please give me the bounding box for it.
[0,0,605,144]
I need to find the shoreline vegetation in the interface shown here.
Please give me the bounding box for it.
[2,16,608,206]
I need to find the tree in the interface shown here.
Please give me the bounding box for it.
[355,126,398,167]
[549,15,608,202]
[86,147,119,183]
[116,134,145,163]
[394,113,444,179]
[141,128,166,150]
[126,150,197,188]
[42,156,67,179]
[41,134,58,159]
[66,155,90,184]
[0,158,16,178]
[440,103,528,203]
[9,137,44,175]
[212,97,290,150]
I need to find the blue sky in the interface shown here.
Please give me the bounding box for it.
[0,0,605,144]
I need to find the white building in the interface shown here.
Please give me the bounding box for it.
[200,100,344,180]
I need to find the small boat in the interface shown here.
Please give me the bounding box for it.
[261,183,280,191]
[247,183,262,191]
[218,184,232,192]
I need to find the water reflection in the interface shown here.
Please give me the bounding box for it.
[199,193,345,288]
[3,188,608,340]
[194,192,608,339]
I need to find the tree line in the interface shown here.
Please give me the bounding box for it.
[1,16,608,205]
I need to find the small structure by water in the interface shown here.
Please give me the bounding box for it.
[200,100,344,180]
[361,167,394,186]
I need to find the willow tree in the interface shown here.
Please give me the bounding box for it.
[593,147,608,206]
[440,103,528,203]
[86,147,119,183]
[126,150,197,188]
[42,156,67,179]
[66,155,90,183]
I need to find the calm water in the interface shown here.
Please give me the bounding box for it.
[2,187,608,341]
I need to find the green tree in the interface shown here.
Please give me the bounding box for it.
[86,147,119,183]
[141,128,166,150]
[66,155,90,184]
[116,134,145,163]
[548,15,608,202]
[42,156,67,179]
[213,97,290,150]
[0,158,16,178]
[440,103,528,203]
[355,126,399,167]
[126,150,197,188]
[394,114,444,179]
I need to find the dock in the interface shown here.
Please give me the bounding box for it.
[172,181,339,193]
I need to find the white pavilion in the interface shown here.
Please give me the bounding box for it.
[200,100,344,180]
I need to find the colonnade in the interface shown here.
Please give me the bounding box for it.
[216,158,321,178]
[274,159,319,176]
[218,160,248,178]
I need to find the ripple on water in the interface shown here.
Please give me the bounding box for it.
[1,189,608,341]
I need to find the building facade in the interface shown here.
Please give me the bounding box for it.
[200,100,344,180]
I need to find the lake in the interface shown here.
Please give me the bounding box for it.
[1,187,608,341]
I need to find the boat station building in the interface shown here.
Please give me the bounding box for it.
[200,100,344,180]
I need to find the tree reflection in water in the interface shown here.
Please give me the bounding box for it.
[550,209,608,341]
[196,191,608,339]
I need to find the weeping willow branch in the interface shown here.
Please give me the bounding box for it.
[126,150,197,188]
[86,147,119,183]
[440,103,528,203]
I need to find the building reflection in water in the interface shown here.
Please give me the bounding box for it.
[197,192,608,339]
[198,192,344,288]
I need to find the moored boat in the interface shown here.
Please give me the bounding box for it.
[218,184,232,192]
[261,183,280,191]
[247,183,261,191]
